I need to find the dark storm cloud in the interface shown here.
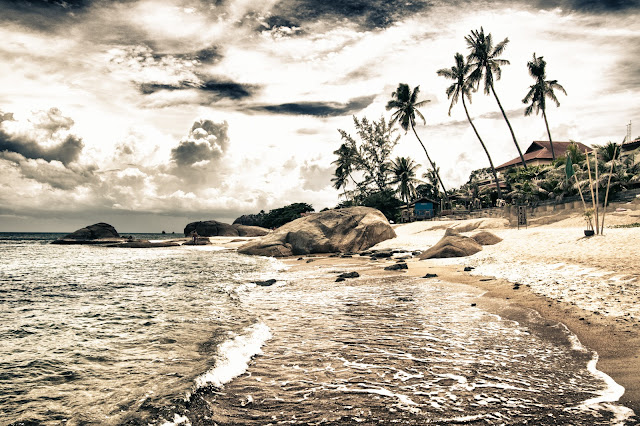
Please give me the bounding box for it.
[251,95,376,117]
[0,109,84,165]
[139,79,257,100]
[170,120,230,167]
[267,0,430,30]
[536,0,640,12]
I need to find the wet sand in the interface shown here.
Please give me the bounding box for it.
[278,206,640,417]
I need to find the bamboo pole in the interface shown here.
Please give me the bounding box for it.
[594,149,600,234]
[585,151,597,232]
[600,146,618,235]
[574,174,588,211]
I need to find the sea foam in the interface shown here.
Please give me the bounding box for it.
[193,322,272,389]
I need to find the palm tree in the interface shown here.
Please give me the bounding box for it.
[437,52,502,200]
[385,83,450,205]
[390,156,421,208]
[466,27,527,169]
[420,162,442,200]
[523,53,567,160]
[331,142,358,195]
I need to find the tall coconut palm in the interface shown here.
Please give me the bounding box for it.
[437,52,502,200]
[466,27,527,169]
[385,83,450,205]
[523,53,567,161]
[390,156,421,208]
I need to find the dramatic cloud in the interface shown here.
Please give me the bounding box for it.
[251,96,376,117]
[0,108,84,165]
[1,0,639,231]
[170,120,230,167]
[140,79,257,100]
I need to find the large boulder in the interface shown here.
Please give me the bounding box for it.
[238,207,396,257]
[184,220,269,237]
[234,224,269,237]
[52,223,123,244]
[471,231,503,245]
[418,228,482,259]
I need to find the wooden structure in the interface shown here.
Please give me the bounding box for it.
[400,197,439,222]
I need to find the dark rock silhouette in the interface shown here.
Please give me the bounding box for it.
[184,220,269,237]
[52,223,123,244]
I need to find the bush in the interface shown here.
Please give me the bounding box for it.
[360,190,403,222]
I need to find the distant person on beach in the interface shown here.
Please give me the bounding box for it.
[192,230,198,243]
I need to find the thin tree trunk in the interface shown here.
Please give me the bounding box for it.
[542,109,555,160]
[462,96,502,200]
[490,84,527,169]
[411,124,450,206]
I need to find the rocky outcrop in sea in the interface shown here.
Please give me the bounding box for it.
[51,223,124,245]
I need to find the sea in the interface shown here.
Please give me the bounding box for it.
[0,232,636,425]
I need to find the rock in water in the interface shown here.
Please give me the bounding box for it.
[52,223,122,244]
[184,220,269,237]
[418,228,482,259]
[471,231,503,245]
[238,207,396,257]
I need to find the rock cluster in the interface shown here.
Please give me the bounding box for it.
[238,207,396,257]
[184,220,269,237]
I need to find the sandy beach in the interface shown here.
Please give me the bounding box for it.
[270,200,640,418]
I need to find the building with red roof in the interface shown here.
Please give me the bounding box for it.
[495,141,592,173]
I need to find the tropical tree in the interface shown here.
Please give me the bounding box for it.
[522,53,567,160]
[418,163,442,201]
[437,52,502,199]
[331,142,359,197]
[466,27,527,169]
[334,115,399,195]
[390,156,421,208]
[385,83,450,205]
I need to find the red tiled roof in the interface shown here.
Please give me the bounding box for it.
[496,141,592,170]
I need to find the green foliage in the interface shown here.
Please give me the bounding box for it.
[258,203,314,229]
[359,189,404,222]
[390,156,421,206]
[335,115,399,195]
[612,222,640,229]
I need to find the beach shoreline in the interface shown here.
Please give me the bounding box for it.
[271,208,640,419]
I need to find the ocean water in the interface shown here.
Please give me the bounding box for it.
[0,233,635,425]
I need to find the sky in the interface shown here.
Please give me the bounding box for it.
[1,0,639,232]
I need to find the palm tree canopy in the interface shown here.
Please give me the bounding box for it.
[465,27,510,95]
[390,156,421,204]
[331,142,357,190]
[437,53,475,116]
[522,53,567,116]
[385,83,430,132]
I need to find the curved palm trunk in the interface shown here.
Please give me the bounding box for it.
[462,96,502,200]
[490,84,527,169]
[410,124,450,206]
[542,109,555,160]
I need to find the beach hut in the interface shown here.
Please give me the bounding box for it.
[400,197,438,222]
